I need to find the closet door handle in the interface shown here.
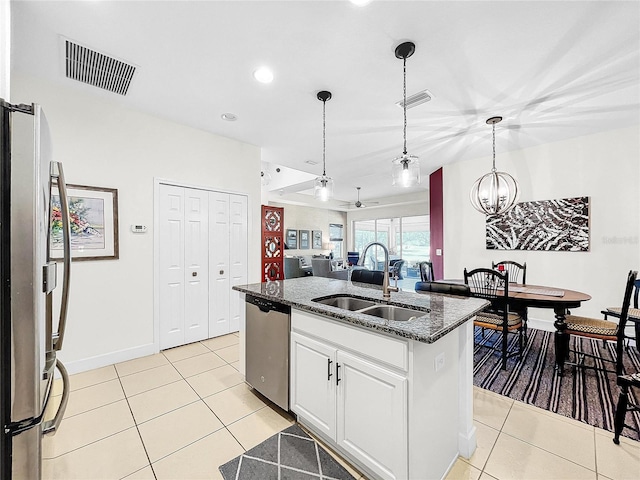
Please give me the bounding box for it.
[336,362,341,385]
[327,359,333,381]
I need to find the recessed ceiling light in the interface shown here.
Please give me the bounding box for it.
[305,160,318,165]
[350,0,372,6]
[221,113,238,121]
[253,67,274,84]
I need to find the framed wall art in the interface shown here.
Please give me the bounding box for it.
[286,229,298,249]
[51,184,119,261]
[299,230,310,249]
[486,196,590,251]
[312,230,323,249]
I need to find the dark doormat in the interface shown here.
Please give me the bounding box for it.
[219,424,357,480]
[474,326,640,440]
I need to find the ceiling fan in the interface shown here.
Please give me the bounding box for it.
[340,187,380,209]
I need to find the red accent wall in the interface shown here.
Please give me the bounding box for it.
[429,168,444,280]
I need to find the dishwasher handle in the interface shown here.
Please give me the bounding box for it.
[246,295,290,315]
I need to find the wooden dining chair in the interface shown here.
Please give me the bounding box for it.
[564,270,637,376]
[493,260,529,340]
[418,261,435,282]
[602,278,640,351]
[613,372,640,444]
[464,268,524,370]
[492,260,527,284]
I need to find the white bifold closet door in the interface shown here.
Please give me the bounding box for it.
[209,192,248,337]
[159,185,209,350]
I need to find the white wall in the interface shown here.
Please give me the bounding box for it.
[443,126,640,326]
[12,74,262,373]
[1,0,10,100]
[269,201,346,257]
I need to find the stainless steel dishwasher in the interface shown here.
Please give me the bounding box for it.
[245,295,291,411]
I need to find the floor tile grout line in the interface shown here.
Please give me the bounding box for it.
[116,370,159,480]
[41,423,135,461]
[496,429,599,473]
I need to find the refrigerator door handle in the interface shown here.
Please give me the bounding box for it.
[42,359,69,436]
[50,161,71,351]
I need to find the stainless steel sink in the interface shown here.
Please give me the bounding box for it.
[359,304,425,321]
[313,295,377,311]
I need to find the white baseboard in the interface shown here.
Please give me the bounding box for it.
[61,343,158,375]
[527,317,555,333]
[458,424,477,459]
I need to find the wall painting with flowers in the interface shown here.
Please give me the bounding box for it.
[51,184,119,261]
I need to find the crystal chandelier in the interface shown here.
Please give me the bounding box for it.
[469,116,520,215]
[391,41,420,188]
[314,91,334,201]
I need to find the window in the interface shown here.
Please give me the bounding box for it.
[353,215,429,277]
[329,223,343,259]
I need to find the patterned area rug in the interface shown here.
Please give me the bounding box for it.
[219,424,356,480]
[473,326,640,440]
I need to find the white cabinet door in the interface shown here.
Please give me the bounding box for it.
[290,332,337,439]
[183,189,209,343]
[159,185,185,349]
[209,192,230,337]
[229,194,247,332]
[160,185,210,348]
[336,350,408,480]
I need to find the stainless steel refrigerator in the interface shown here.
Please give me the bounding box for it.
[0,99,71,479]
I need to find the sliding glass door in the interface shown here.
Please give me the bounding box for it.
[352,215,429,278]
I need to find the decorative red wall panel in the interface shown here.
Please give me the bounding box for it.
[261,205,284,282]
[429,168,444,280]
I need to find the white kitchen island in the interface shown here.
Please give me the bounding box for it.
[233,277,488,480]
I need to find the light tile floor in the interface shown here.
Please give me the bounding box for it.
[43,333,640,479]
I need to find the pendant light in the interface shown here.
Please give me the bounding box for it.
[391,41,420,188]
[314,90,334,201]
[470,116,520,215]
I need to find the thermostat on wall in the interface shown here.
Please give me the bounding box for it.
[131,225,147,233]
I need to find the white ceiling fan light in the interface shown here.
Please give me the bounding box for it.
[340,187,380,209]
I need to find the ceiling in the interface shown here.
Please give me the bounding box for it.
[11,1,640,209]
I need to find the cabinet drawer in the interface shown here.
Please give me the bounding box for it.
[292,309,408,372]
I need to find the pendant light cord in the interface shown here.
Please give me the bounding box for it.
[491,122,496,172]
[322,99,327,176]
[403,56,407,156]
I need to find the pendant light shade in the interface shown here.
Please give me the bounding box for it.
[470,116,520,215]
[314,90,334,201]
[392,41,420,188]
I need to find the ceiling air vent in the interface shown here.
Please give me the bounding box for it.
[65,40,136,95]
[396,89,433,109]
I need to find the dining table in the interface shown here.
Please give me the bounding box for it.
[438,280,592,375]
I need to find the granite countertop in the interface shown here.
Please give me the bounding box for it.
[233,277,489,343]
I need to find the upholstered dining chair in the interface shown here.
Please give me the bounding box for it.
[464,268,524,370]
[564,270,637,376]
[415,281,470,297]
[350,268,385,286]
[418,261,435,282]
[493,260,529,340]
